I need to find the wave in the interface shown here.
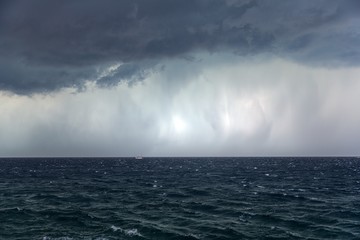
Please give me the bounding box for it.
[1,157,360,239]
[110,225,143,237]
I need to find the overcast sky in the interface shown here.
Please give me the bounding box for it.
[1,0,360,157]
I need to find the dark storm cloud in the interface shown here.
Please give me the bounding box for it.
[0,57,99,94]
[0,0,359,93]
[0,0,259,65]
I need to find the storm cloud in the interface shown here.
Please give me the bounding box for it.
[1,1,360,157]
[0,0,360,93]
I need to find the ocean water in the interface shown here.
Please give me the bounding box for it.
[0,157,360,240]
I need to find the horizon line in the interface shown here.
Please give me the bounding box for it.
[1,156,360,159]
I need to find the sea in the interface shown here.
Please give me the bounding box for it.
[0,157,359,240]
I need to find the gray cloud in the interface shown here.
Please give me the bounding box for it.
[1,57,360,157]
[0,57,99,94]
[0,0,359,93]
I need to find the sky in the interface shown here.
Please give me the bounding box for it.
[0,0,360,157]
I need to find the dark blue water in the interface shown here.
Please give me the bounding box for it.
[0,157,360,239]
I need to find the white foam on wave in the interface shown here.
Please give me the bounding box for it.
[124,229,142,237]
[186,233,201,239]
[110,225,143,237]
[43,237,109,240]
[110,225,122,231]
[43,237,74,240]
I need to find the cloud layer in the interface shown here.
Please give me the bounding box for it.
[0,0,360,93]
[1,1,360,156]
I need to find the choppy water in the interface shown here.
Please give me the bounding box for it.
[0,157,360,240]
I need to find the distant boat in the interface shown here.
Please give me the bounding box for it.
[135,156,143,160]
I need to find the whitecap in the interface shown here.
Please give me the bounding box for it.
[110,226,143,237]
[124,229,142,237]
[110,225,122,232]
[42,237,73,240]
[186,233,201,239]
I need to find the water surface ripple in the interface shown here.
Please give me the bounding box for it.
[0,157,359,239]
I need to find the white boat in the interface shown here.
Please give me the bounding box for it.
[135,156,143,160]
